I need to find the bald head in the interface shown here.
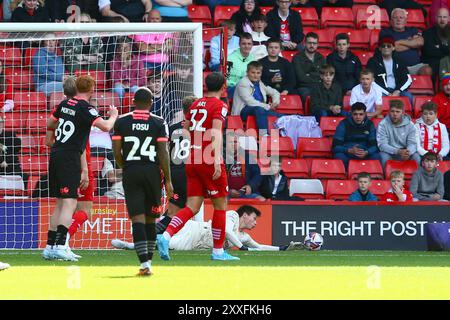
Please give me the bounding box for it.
[148,9,162,23]
[436,8,449,29]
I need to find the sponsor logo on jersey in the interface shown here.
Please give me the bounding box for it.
[89,108,99,116]
[209,190,219,196]
[60,187,70,195]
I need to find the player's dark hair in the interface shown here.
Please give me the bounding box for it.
[247,60,263,71]
[357,172,371,180]
[423,152,438,162]
[63,76,77,99]
[205,72,226,92]
[239,32,253,43]
[266,37,282,48]
[335,32,349,44]
[305,32,319,40]
[251,13,266,23]
[76,75,95,93]
[360,69,374,78]
[236,205,261,218]
[421,101,438,113]
[133,87,153,110]
[319,64,335,75]
[351,102,367,112]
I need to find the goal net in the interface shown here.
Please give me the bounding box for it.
[0,23,203,249]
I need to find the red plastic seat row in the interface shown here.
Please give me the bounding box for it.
[326,179,391,200]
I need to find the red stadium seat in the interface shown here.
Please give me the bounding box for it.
[326,180,358,200]
[245,116,279,135]
[321,7,354,28]
[348,160,384,180]
[405,9,427,30]
[48,92,65,111]
[281,158,310,179]
[4,67,34,90]
[13,92,47,111]
[343,95,351,111]
[413,96,433,118]
[23,47,39,66]
[289,179,325,199]
[213,6,238,27]
[311,29,335,48]
[260,136,295,158]
[311,159,347,179]
[371,117,383,129]
[37,135,50,154]
[437,161,450,174]
[369,180,391,197]
[369,28,380,51]
[202,28,221,43]
[320,117,344,137]
[356,7,389,29]
[2,112,25,131]
[297,138,332,158]
[353,50,374,67]
[316,48,332,58]
[385,160,418,180]
[339,29,372,50]
[20,155,49,175]
[277,94,303,114]
[281,50,297,63]
[0,46,22,66]
[74,70,108,90]
[17,134,37,154]
[382,96,412,116]
[409,75,434,95]
[260,6,272,15]
[26,112,49,134]
[188,5,212,26]
[226,115,244,130]
[291,7,319,28]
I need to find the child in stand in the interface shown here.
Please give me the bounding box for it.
[348,172,378,201]
[410,152,445,201]
[382,170,414,202]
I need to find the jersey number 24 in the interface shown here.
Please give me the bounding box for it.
[124,136,157,162]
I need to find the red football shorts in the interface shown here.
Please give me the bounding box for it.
[78,172,95,202]
[186,163,228,199]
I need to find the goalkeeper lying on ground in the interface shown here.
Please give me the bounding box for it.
[112,205,302,251]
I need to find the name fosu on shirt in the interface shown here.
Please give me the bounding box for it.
[132,123,149,131]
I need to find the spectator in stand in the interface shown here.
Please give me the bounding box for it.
[430,0,449,26]
[327,33,362,95]
[377,99,420,167]
[410,152,445,201]
[310,64,345,121]
[0,116,27,185]
[380,0,426,18]
[231,0,261,36]
[433,73,450,132]
[350,69,383,119]
[291,0,322,15]
[322,0,353,8]
[250,14,270,60]
[366,36,414,106]
[102,15,129,65]
[440,55,450,87]
[422,8,450,80]
[0,60,14,113]
[259,38,296,95]
[348,172,378,202]
[232,61,281,134]
[62,13,106,73]
[45,0,101,22]
[11,0,50,22]
[209,20,240,72]
[110,38,146,99]
[152,0,191,22]
[147,72,177,123]
[227,33,255,98]
[259,158,304,200]
[101,158,124,198]
[225,132,265,201]
[265,0,304,51]
[332,102,380,168]
[380,8,433,75]
[32,33,64,97]
[292,32,325,104]
[415,102,449,160]
[98,0,152,22]
[382,170,414,202]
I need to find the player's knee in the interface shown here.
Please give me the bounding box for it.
[131,214,146,224]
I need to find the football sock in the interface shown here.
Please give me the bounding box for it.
[46,230,56,246]
[165,207,195,238]
[156,215,172,234]
[212,209,226,250]
[132,223,148,264]
[55,225,69,246]
[68,210,88,237]
[145,223,156,261]
[213,248,224,255]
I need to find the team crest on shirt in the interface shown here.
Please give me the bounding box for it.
[89,108,99,116]
[221,107,228,117]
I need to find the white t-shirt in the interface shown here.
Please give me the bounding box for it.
[98,0,111,11]
[90,127,112,149]
[384,59,396,89]
[350,83,383,113]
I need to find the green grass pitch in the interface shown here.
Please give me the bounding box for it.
[1,250,450,299]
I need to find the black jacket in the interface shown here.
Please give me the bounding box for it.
[11,5,50,22]
[422,25,450,75]
[231,3,262,36]
[259,55,296,93]
[292,50,326,88]
[326,50,362,93]
[264,9,304,45]
[366,51,413,94]
[259,172,290,200]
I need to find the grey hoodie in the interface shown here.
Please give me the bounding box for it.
[410,167,444,201]
[376,115,417,155]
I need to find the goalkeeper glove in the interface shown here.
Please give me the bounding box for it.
[279,245,289,251]
[239,245,249,251]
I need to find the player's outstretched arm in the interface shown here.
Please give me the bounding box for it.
[94,106,119,132]
[112,138,125,169]
[157,140,174,199]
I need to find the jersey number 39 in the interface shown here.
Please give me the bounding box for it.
[124,136,157,162]
[55,118,75,143]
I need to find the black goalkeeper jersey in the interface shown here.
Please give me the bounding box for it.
[113,110,169,169]
[51,98,101,154]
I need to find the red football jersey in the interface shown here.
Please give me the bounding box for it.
[382,189,414,202]
[187,97,228,165]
